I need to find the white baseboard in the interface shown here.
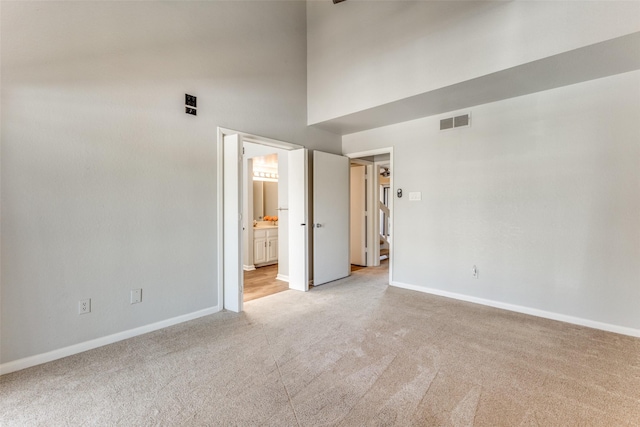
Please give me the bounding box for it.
[243,265,256,271]
[0,305,221,376]
[275,274,289,282]
[390,281,640,338]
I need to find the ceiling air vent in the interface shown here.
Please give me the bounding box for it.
[440,113,471,131]
[440,117,454,131]
[454,114,469,127]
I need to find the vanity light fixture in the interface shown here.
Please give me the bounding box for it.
[253,170,279,182]
[254,176,278,183]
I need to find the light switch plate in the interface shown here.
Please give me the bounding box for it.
[409,192,422,201]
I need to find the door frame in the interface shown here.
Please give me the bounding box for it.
[345,147,394,284]
[217,127,303,312]
[348,159,375,267]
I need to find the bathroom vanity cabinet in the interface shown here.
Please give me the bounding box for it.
[253,227,278,266]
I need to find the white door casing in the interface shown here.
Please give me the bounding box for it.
[223,134,243,312]
[313,151,350,286]
[288,149,309,291]
[219,128,307,311]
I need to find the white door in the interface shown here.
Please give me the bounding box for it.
[350,165,367,266]
[223,134,243,312]
[288,148,309,291]
[313,151,350,286]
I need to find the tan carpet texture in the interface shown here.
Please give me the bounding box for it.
[1,265,639,426]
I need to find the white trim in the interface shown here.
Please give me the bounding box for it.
[390,281,640,338]
[275,274,289,282]
[349,158,374,166]
[0,305,221,375]
[218,127,303,151]
[243,264,256,271]
[345,148,393,159]
[216,128,225,315]
[222,134,243,313]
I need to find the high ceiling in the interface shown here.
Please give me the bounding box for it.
[311,32,640,135]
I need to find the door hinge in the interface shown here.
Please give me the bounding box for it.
[242,147,245,155]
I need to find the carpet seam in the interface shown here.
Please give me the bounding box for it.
[412,367,440,420]
[261,324,301,427]
[335,353,399,426]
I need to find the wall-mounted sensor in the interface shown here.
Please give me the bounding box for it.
[185,94,197,108]
[185,94,197,115]
[397,189,403,198]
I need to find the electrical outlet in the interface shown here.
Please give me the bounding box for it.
[185,106,197,116]
[130,289,142,304]
[78,299,91,315]
[472,265,479,279]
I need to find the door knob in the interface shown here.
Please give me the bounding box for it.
[315,223,322,228]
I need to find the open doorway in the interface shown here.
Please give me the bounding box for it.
[243,150,288,302]
[217,128,309,313]
[378,161,391,263]
[219,128,351,312]
[347,149,393,280]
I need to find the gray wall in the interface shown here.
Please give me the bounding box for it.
[1,1,339,364]
[343,71,640,332]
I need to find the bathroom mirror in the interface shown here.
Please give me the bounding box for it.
[253,180,278,220]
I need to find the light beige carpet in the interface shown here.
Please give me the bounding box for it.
[1,264,639,426]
